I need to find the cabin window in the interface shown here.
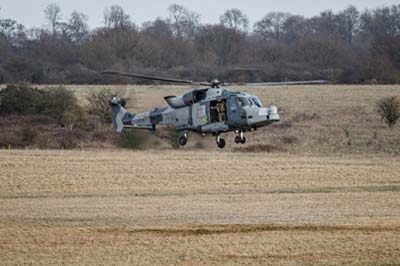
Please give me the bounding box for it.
[193,89,208,102]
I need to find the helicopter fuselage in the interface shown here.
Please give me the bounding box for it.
[110,87,279,148]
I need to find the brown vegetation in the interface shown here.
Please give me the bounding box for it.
[1,4,400,84]
[1,84,400,154]
[377,96,400,128]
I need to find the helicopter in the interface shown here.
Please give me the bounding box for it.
[104,71,327,149]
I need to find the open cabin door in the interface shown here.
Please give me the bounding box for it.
[227,96,241,125]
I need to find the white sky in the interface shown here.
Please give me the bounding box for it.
[0,0,398,29]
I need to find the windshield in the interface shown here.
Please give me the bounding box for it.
[237,97,250,107]
[251,97,263,107]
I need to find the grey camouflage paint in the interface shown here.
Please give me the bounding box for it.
[109,87,280,135]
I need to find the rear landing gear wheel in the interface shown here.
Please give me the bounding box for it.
[178,135,188,146]
[235,132,246,144]
[217,138,226,149]
[235,136,241,144]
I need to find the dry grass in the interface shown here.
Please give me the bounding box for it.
[2,84,400,153]
[0,150,400,265]
[1,85,400,265]
[66,84,400,154]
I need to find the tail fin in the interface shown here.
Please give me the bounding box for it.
[109,97,135,133]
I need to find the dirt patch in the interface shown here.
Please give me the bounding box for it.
[234,144,286,153]
[96,224,400,236]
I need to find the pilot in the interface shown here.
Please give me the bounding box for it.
[215,100,226,122]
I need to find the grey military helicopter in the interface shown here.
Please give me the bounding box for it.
[104,71,327,148]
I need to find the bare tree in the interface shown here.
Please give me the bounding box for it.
[168,4,200,39]
[0,19,24,40]
[254,12,291,40]
[68,11,89,44]
[282,15,307,43]
[142,18,172,38]
[103,5,132,29]
[44,3,62,35]
[360,5,400,39]
[338,5,359,43]
[316,10,339,34]
[219,9,249,32]
[196,24,244,66]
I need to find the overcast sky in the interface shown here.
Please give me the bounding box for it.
[0,0,398,29]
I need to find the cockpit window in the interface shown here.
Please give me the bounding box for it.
[237,97,250,107]
[252,97,263,107]
[248,98,256,106]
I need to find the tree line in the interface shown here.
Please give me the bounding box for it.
[0,3,399,84]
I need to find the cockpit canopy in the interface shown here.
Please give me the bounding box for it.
[237,96,263,108]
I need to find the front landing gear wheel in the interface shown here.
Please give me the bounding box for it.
[240,137,246,144]
[217,138,226,149]
[178,135,188,146]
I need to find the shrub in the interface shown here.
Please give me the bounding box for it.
[86,88,121,124]
[44,86,82,127]
[0,84,83,128]
[118,130,149,149]
[62,106,86,130]
[21,127,37,143]
[377,96,400,128]
[0,84,47,115]
[60,131,78,149]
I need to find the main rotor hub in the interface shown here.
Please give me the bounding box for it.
[210,79,221,88]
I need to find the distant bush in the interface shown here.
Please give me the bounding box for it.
[0,84,47,115]
[44,86,82,127]
[3,57,44,83]
[0,84,83,128]
[377,96,400,128]
[21,127,37,143]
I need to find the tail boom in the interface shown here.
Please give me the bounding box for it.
[109,97,135,133]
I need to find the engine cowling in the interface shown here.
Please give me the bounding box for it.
[164,96,187,108]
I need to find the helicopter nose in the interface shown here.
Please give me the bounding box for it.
[269,106,280,121]
[258,107,280,121]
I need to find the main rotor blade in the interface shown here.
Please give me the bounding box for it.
[102,71,210,86]
[228,80,329,86]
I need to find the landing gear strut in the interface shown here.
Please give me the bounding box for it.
[178,131,188,146]
[216,134,226,149]
[234,131,246,144]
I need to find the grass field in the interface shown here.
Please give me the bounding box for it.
[1,85,400,265]
[69,84,400,154]
[1,149,400,265]
[1,84,400,153]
